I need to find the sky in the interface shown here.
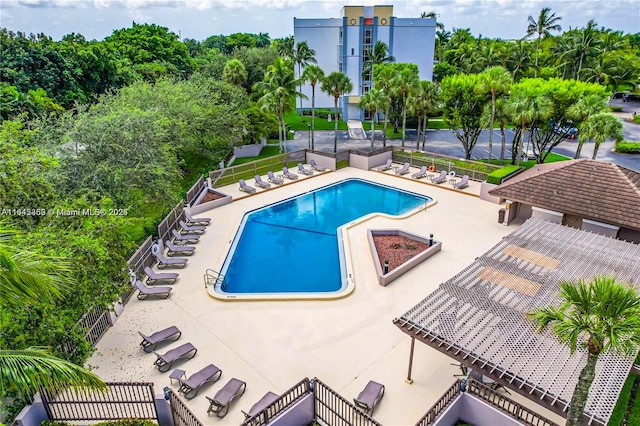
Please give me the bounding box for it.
[1,0,638,42]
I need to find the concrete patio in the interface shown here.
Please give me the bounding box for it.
[89,166,565,425]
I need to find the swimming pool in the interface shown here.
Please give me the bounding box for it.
[217,178,432,298]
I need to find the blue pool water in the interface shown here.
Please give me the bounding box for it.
[220,179,431,294]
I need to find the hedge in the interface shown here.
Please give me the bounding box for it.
[615,141,640,154]
[610,106,623,112]
[486,165,522,185]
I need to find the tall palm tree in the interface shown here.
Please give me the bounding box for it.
[506,91,552,165]
[409,80,438,151]
[572,20,602,80]
[362,41,394,85]
[529,276,640,426]
[567,95,607,158]
[0,226,106,398]
[222,58,248,87]
[507,40,532,81]
[391,68,419,147]
[493,97,510,165]
[580,113,623,160]
[359,88,388,150]
[372,65,396,148]
[321,72,353,153]
[292,41,317,110]
[479,67,513,162]
[274,36,294,59]
[526,7,562,77]
[301,65,325,151]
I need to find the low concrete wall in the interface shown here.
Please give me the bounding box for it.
[479,182,503,204]
[531,206,563,224]
[234,137,266,158]
[155,396,173,426]
[367,229,442,286]
[368,151,393,170]
[581,218,619,238]
[270,394,315,426]
[190,187,232,215]
[306,152,336,171]
[348,150,393,171]
[13,395,48,426]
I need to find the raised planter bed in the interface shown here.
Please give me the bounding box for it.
[367,229,442,286]
[189,187,232,214]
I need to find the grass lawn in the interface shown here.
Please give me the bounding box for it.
[482,152,571,170]
[285,112,449,135]
[233,145,281,165]
[609,373,640,426]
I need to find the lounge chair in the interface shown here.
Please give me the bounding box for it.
[144,266,178,285]
[133,280,172,300]
[178,364,222,400]
[297,163,313,176]
[395,163,410,175]
[282,167,298,180]
[376,159,393,171]
[242,391,279,419]
[267,171,284,185]
[239,179,257,193]
[165,240,195,256]
[139,325,181,353]
[431,170,447,184]
[353,380,385,416]
[153,342,198,373]
[206,378,246,418]
[254,175,271,189]
[179,220,206,235]
[411,166,428,179]
[185,211,211,226]
[309,160,327,172]
[152,244,188,269]
[454,174,470,189]
[171,229,200,244]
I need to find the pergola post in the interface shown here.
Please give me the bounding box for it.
[405,337,415,384]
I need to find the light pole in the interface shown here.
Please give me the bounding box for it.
[307,123,311,150]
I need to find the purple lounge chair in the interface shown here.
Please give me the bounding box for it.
[309,159,327,172]
[152,244,187,269]
[179,220,205,235]
[139,325,181,353]
[144,266,178,285]
[411,166,428,179]
[165,240,195,256]
[171,229,200,244]
[454,174,470,189]
[254,175,271,189]
[267,171,284,185]
[185,211,211,226]
[395,163,410,175]
[431,170,447,184]
[297,163,313,176]
[242,391,279,419]
[178,364,222,399]
[282,167,298,180]
[206,378,247,418]
[354,380,385,416]
[153,342,197,372]
[133,280,172,300]
[376,159,393,171]
[239,179,257,193]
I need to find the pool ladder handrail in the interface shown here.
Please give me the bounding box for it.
[204,268,227,291]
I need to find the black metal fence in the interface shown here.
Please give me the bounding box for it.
[314,378,383,426]
[242,378,312,426]
[41,382,158,421]
[168,388,204,426]
[157,199,184,244]
[186,176,206,206]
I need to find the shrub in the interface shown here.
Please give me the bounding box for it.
[634,115,640,124]
[486,165,522,185]
[615,141,640,154]
[610,106,623,112]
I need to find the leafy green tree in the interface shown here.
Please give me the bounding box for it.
[273,36,295,59]
[478,67,513,161]
[409,80,438,150]
[580,113,623,160]
[440,73,487,159]
[226,33,257,52]
[506,89,553,165]
[223,58,248,87]
[391,65,420,147]
[321,72,353,153]
[293,41,317,110]
[529,276,640,426]
[526,7,562,77]
[359,88,388,150]
[373,63,399,147]
[301,65,325,150]
[567,95,607,158]
[233,46,279,94]
[506,40,532,81]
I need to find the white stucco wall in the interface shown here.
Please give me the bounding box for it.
[392,18,436,81]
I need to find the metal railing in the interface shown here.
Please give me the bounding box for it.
[204,269,226,290]
[157,199,184,244]
[168,388,204,426]
[242,378,312,426]
[350,146,394,157]
[209,150,306,188]
[314,378,383,426]
[186,176,206,206]
[414,380,462,426]
[41,382,158,421]
[392,149,500,182]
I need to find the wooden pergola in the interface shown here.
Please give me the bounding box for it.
[394,218,640,426]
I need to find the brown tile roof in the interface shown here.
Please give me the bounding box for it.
[488,159,640,230]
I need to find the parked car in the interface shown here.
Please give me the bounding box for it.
[612,92,628,99]
[556,126,579,139]
[623,93,640,102]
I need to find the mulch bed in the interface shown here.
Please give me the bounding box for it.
[373,235,430,273]
[199,191,225,204]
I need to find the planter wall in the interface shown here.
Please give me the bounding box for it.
[189,187,232,215]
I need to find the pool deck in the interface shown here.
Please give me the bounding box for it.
[89,166,565,425]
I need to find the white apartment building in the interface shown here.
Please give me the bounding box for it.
[293,5,436,121]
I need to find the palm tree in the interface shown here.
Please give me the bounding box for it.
[572,20,602,80]
[391,68,419,147]
[529,276,640,426]
[274,36,294,59]
[321,72,353,153]
[526,7,562,77]
[301,65,325,151]
[372,65,396,148]
[292,41,317,110]
[493,97,510,165]
[507,40,532,81]
[567,95,607,158]
[409,80,438,150]
[420,11,445,31]
[580,113,623,160]
[479,67,513,162]
[0,226,106,398]
[362,41,394,85]
[359,88,388,150]
[222,59,248,87]
[506,91,552,166]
